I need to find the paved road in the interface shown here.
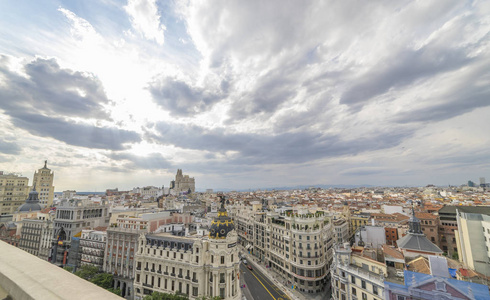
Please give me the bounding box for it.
[240,263,290,300]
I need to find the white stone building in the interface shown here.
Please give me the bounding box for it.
[80,229,107,270]
[134,198,240,300]
[330,243,386,300]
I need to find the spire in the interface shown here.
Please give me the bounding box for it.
[44,160,47,168]
[408,201,422,234]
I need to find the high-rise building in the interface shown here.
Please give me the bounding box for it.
[455,211,490,275]
[438,206,490,257]
[0,172,30,215]
[32,161,55,207]
[170,169,195,193]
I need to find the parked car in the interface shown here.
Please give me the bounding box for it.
[247,264,253,271]
[243,259,247,265]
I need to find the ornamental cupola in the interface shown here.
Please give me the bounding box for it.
[209,195,235,239]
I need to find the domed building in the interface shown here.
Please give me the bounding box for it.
[133,195,241,300]
[205,195,240,299]
[17,186,42,213]
[209,196,235,239]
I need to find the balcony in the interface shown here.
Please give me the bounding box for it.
[157,270,162,274]
[192,279,198,283]
[143,283,153,288]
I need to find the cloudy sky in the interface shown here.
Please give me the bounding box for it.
[0,0,489,191]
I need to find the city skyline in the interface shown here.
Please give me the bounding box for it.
[0,0,489,191]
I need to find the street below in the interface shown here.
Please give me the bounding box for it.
[240,262,290,300]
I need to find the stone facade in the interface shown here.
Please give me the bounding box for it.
[134,231,240,300]
[0,173,29,215]
[170,169,195,193]
[32,161,55,207]
[231,203,334,294]
[104,212,194,299]
[331,244,386,300]
[80,229,107,270]
[51,199,110,266]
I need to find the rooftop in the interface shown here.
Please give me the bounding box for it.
[0,241,123,300]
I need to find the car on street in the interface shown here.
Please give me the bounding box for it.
[247,264,253,271]
[243,259,247,265]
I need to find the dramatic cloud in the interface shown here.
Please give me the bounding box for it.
[0,0,489,190]
[149,76,226,116]
[10,113,141,150]
[108,152,172,170]
[150,121,413,165]
[125,0,166,45]
[0,56,110,119]
[0,56,141,150]
[0,138,21,155]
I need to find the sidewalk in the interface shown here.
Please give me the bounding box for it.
[240,247,331,300]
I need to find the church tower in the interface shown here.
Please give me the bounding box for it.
[33,160,55,207]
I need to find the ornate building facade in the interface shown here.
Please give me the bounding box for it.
[32,161,55,207]
[170,169,195,193]
[0,172,29,215]
[133,197,240,300]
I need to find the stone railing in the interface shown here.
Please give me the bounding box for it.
[0,241,123,300]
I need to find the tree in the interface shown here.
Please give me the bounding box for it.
[144,291,189,300]
[90,273,114,289]
[63,266,74,273]
[74,265,99,280]
[107,288,122,296]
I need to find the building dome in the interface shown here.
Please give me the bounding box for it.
[18,187,42,212]
[209,195,235,239]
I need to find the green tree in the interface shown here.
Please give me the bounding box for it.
[63,266,74,273]
[107,288,122,296]
[90,273,114,289]
[74,265,99,280]
[144,291,189,300]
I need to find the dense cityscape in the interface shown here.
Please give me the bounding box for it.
[1,164,489,299]
[1,0,490,299]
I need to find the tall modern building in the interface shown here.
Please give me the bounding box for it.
[0,172,30,215]
[455,211,490,275]
[32,161,55,207]
[170,169,195,193]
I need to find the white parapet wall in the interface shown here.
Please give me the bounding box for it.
[0,241,123,300]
